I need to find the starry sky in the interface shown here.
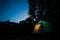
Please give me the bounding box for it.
[0,0,29,23]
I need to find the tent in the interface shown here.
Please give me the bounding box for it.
[33,20,52,33]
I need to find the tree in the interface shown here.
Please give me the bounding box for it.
[28,0,56,22]
[28,0,56,32]
[28,0,36,19]
[28,0,47,21]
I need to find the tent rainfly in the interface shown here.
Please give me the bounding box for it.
[33,20,52,33]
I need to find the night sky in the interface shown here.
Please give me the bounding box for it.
[0,0,29,23]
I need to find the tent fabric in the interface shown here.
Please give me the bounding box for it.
[33,20,52,33]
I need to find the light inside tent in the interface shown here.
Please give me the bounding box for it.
[33,24,41,33]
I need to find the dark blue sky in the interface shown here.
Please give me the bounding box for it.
[0,0,29,23]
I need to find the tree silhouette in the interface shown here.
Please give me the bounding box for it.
[28,0,36,20]
[28,0,56,23]
[28,0,56,32]
[28,0,46,21]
